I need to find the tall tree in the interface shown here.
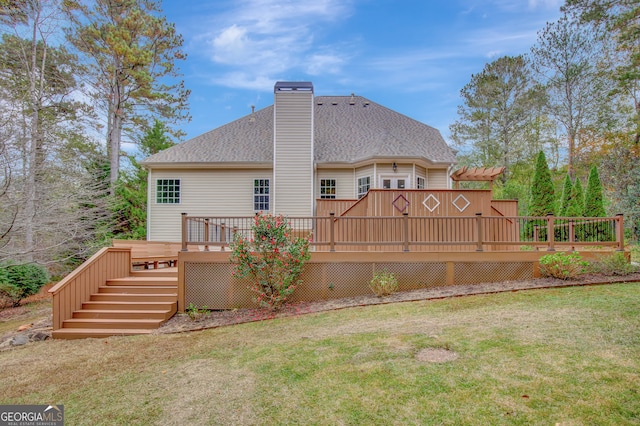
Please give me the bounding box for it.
[565,0,640,143]
[531,12,612,177]
[450,55,543,182]
[112,119,174,239]
[600,143,640,239]
[62,0,190,189]
[529,151,556,216]
[559,174,573,216]
[584,165,606,217]
[0,1,109,266]
[566,176,585,218]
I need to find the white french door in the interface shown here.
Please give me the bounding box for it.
[380,175,409,189]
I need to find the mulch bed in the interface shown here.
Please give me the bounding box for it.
[156,272,640,335]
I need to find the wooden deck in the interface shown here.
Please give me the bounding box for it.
[50,207,626,338]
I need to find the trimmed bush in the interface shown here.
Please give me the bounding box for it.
[0,262,50,308]
[539,252,588,280]
[369,269,399,297]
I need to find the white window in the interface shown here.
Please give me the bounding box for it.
[320,179,336,199]
[357,176,370,198]
[254,179,270,211]
[156,179,180,204]
[417,177,425,189]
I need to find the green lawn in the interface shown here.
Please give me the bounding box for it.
[1,283,639,425]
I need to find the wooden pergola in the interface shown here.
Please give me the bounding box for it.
[450,166,505,190]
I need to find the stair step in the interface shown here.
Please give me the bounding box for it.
[129,269,178,278]
[52,328,154,340]
[98,285,177,294]
[89,293,177,303]
[62,318,164,329]
[106,277,178,286]
[73,309,172,320]
[82,301,176,311]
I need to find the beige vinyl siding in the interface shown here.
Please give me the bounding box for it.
[273,91,314,216]
[355,165,374,182]
[415,165,427,188]
[148,168,272,241]
[379,162,413,176]
[427,168,449,189]
[316,169,355,199]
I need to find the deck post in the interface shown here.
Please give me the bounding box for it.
[204,218,210,252]
[616,214,624,251]
[546,214,555,252]
[329,213,335,252]
[475,212,483,252]
[569,219,575,252]
[181,213,188,251]
[220,222,226,251]
[402,212,409,252]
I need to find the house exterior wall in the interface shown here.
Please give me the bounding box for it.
[415,165,426,187]
[428,168,449,189]
[273,88,314,216]
[148,168,272,241]
[315,168,355,199]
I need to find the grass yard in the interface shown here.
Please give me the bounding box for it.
[1,282,639,425]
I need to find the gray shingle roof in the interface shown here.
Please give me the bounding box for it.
[142,95,456,166]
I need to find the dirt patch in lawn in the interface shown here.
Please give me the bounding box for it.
[156,272,640,335]
[416,348,459,363]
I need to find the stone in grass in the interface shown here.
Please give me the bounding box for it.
[10,334,29,346]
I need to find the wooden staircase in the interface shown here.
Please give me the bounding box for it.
[52,268,178,339]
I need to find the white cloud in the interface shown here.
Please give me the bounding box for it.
[212,72,279,91]
[305,53,345,75]
[196,0,354,88]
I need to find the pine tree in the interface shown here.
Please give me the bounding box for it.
[566,177,586,241]
[566,177,585,217]
[111,120,174,239]
[529,151,556,216]
[584,166,606,217]
[559,174,573,216]
[63,0,190,189]
[584,165,610,241]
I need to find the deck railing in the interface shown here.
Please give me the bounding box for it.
[48,247,131,330]
[181,213,624,252]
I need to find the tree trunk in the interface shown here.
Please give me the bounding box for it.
[108,69,124,191]
[24,4,43,262]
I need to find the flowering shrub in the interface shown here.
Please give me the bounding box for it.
[539,252,588,280]
[230,214,311,310]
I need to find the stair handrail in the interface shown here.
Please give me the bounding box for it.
[49,247,132,330]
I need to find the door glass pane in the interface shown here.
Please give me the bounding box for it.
[397,180,405,189]
[383,179,391,189]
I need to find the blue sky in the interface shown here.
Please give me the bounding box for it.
[161,0,563,145]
